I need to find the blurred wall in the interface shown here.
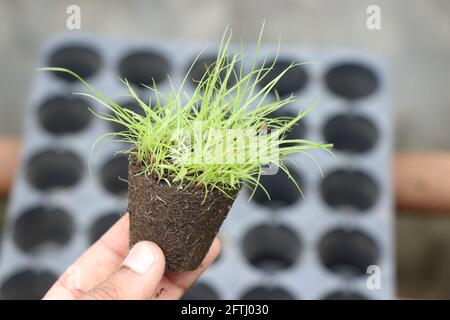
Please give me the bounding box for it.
[0,0,450,298]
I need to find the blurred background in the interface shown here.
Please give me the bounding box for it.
[0,0,450,299]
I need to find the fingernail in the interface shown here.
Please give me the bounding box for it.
[123,242,155,274]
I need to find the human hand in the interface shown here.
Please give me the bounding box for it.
[43,213,220,300]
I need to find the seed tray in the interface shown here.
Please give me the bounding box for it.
[0,34,394,300]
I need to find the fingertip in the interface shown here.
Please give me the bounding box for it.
[81,240,166,300]
[140,241,166,266]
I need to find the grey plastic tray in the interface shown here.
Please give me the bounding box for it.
[0,34,394,300]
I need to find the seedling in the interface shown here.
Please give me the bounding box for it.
[41,28,332,271]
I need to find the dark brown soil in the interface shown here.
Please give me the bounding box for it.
[127,157,238,272]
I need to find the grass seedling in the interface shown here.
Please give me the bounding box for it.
[40,28,332,201]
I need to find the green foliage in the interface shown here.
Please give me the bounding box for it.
[40,28,332,199]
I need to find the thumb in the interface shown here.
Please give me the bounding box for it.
[81,241,165,300]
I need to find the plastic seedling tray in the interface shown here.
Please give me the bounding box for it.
[0,35,394,300]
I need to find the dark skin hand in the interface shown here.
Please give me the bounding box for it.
[43,213,220,300]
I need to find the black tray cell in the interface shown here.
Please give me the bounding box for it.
[13,205,73,253]
[0,270,56,300]
[321,170,379,211]
[47,45,101,82]
[182,282,220,300]
[186,54,237,90]
[251,166,304,208]
[100,154,129,196]
[319,229,379,277]
[243,224,301,272]
[26,150,83,191]
[325,63,378,100]
[323,115,378,153]
[257,59,308,97]
[38,95,92,135]
[240,286,294,300]
[119,51,170,88]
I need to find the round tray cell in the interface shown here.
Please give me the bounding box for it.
[319,229,379,277]
[257,59,308,97]
[240,286,294,300]
[321,169,379,211]
[243,224,301,272]
[100,154,128,196]
[323,115,378,153]
[38,95,92,135]
[0,269,56,300]
[325,62,379,100]
[47,45,101,82]
[13,205,74,253]
[251,165,304,208]
[322,290,368,300]
[186,54,237,89]
[119,51,170,88]
[182,282,219,300]
[109,99,147,133]
[268,109,307,147]
[26,150,83,191]
[89,211,122,244]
